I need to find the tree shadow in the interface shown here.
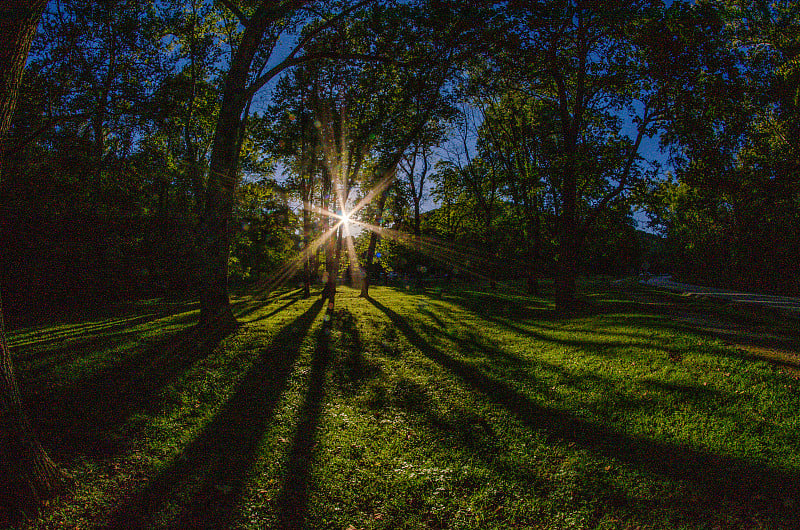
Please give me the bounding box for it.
[9,309,191,352]
[366,296,800,526]
[440,286,621,321]
[275,325,331,529]
[599,283,800,371]
[441,285,800,376]
[330,308,379,392]
[274,307,383,528]
[101,299,324,529]
[23,312,236,462]
[243,295,302,324]
[419,298,686,364]
[4,296,200,331]
[20,293,308,463]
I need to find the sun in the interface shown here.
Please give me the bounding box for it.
[339,209,352,229]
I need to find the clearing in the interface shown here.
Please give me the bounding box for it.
[6,279,800,529]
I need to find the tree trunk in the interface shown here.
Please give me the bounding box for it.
[526,203,541,296]
[359,230,379,298]
[197,5,277,326]
[554,240,577,310]
[526,269,539,296]
[0,0,68,514]
[321,227,339,328]
[0,2,47,133]
[1,291,66,510]
[302,197,311,299]
[555,167,578,310]
[198,96,241,325]
[360,181,391,298]
[197,0,318,324]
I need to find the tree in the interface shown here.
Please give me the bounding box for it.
[197,0,396,326]
[647,0,800,294]
[0,0,68,514]
[7,0,176,302]
[476,94,555,293]
[471,1,668,307]
[259,65,324,298]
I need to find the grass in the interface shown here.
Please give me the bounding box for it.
[5,279,800,529]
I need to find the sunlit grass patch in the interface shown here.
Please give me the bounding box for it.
[8,282,800,528]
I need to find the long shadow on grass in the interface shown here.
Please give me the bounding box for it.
[25,311,234,461]
[440,288,602,322]
[103,299,324,529]
[367,297,800,525]
[22,291,299,460]
[9,310,191,353]
[244,295,303,324]
[599,284,800,371]
[434,289,776,365]
[423,298,681,362]
[26,295,298,460]
[276,324,331,529]
[276,308,377,528]
[22,296,294,460]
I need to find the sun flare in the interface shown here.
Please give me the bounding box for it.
[340,210,351,229]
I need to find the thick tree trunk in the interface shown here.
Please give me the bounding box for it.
[197,5,277,326]
[0,0,68,514]
[197,0,316,324]
[555,167,578,311]
[198,93,243,325]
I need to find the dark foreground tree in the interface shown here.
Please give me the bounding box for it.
[0,0,69,515]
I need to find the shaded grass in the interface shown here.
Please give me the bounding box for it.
[6,281,800,529]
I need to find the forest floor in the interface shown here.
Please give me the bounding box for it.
[5,279,800,529]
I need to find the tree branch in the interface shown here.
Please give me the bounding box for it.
[244,52,398,100]
[581,112,650,233]
[217,0,249,27]
[5,113,90,156]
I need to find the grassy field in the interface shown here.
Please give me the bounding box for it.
[6,280,800,529]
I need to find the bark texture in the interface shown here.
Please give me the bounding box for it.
[197,4,276,325]
[198,0,312,324]
[0,0,68,515]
